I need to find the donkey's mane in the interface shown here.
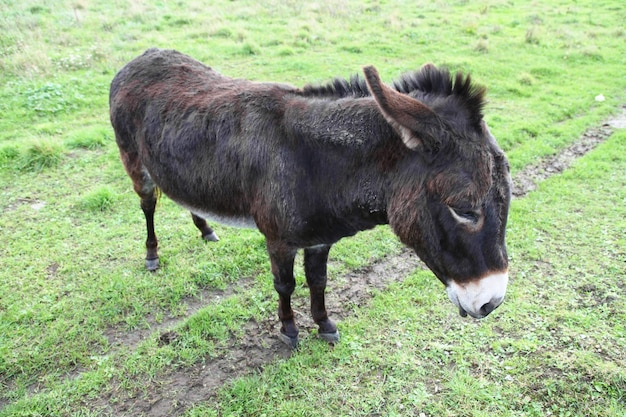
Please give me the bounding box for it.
[301,65,486,129]
[301,73,371,98]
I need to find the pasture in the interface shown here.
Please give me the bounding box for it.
[0,0,624,416]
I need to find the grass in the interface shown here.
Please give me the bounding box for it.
[0,0,625,415]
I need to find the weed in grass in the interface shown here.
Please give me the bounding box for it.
[474,38,489,53]
[462,15,480,35]
[78,186,117,212]
[211,27,233,39]
[1,46,51,79]
[529,66,558,79]
[580,45,604,61]
[518,72,536,86]
[65,126,110,150]
[525,25,541,44]
[24,83,74,115]
[237,41,261,56]
[0,144,20,165]
[16,140,64,172]
[339,44,363,54]
[55,49,92,71]
[276,47,295,57]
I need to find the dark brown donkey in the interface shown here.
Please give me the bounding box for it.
[110,48,512,347]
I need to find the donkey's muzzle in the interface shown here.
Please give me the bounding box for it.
[447,271,508,319]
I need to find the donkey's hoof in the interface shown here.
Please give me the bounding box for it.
[202,231,219,242]
[278,332,299,349]
[319,330,340,344]
[145,258,160,271]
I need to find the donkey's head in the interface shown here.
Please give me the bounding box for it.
[364,65,511,319]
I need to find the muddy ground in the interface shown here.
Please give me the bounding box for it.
[89,106,626,415]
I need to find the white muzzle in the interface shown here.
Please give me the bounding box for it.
[446,271,509,318]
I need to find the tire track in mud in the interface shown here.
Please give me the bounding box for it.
[96,107,626,416]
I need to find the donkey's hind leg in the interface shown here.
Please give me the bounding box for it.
[191,213,219,242]
[119,150,161,271]
[141,189,160,271]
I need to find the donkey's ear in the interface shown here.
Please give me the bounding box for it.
[363,65,441,151]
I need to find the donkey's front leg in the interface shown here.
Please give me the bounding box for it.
[267,241,299,348]
[304,245,339,343]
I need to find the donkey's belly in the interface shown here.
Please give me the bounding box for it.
[178,202,257,229]
[146,164,258,229]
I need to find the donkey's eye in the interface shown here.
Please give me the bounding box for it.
[449,206,481,224]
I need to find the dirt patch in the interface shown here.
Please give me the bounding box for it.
[100,319,293,416]
[1,197,47,214]
[512,106,626,197]
[92,106,624,415]
[103,280,249,352]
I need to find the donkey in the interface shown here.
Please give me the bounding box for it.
[110,48,511,347]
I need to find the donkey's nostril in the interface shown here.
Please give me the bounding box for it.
[479,301,497,316]
[480,294,504,317]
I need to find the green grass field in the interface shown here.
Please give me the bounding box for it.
[1,0,624,415]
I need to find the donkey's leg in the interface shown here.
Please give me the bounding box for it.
[141,191,160,271]
[190,213,219,242]
[267,241,299,348]
[118,149,161,271]
[304,245,339,343]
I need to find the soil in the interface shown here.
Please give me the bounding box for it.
[70,106,626,415]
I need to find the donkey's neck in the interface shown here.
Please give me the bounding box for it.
[284,96,387,148]
[282,94,409,227]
